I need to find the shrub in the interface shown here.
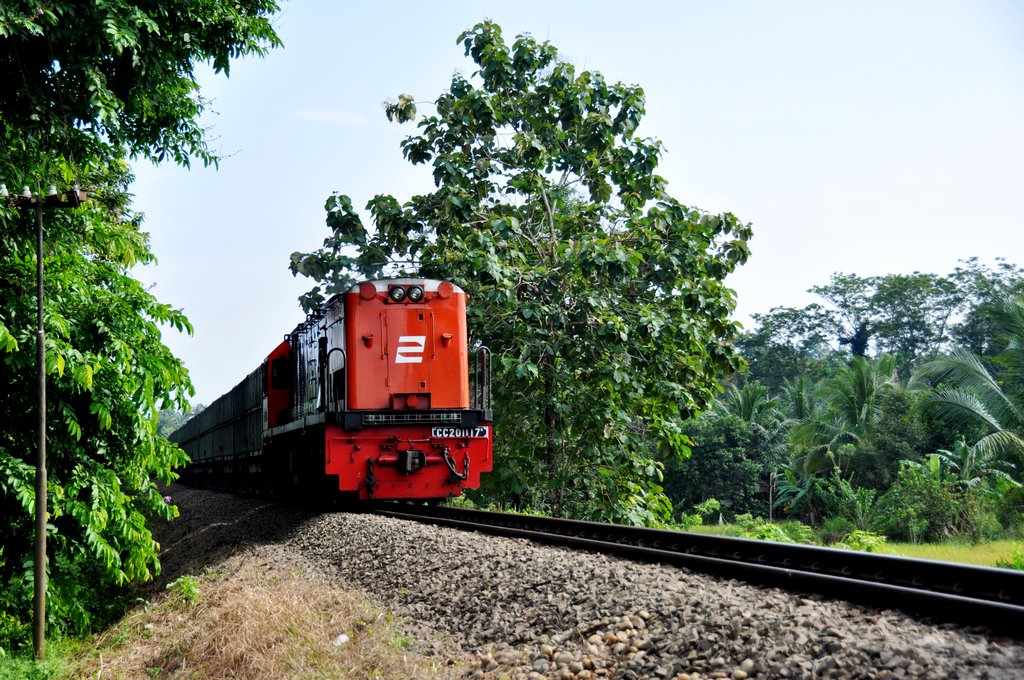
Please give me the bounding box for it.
[995,544,1024,571]
[837,530,887,553]
[777,520,816,544]
[734,515,814,544]
[873,466,958,542]
[995,486,1024,536]
[744,523,794,543]
[166,576,201,608]
[678,498,722,529]
[820,517,856,544]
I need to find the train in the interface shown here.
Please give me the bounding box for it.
[169,278,493,501]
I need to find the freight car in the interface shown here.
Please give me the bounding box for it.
[169,279,493,501]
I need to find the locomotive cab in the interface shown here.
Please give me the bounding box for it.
[266,279,493,500]
[172,278,492,502]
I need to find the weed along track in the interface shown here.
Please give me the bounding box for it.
[139,485,1024,679]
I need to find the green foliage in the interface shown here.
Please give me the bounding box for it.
[719,382,777,423]
[1,0,281,649]
[677,498,720,529]
[996,485,1024,537]
[0,155,193,647]
[707,266,1024,543]
[165,575,200,608]
[836,529,887,553]
[789,356,900,478]
[664,411,784,520]
[737,305,842,391]
[0,0,281,168]
[948,258,1024,359]
[290,21,752,523]
[739,261,1024,386]
[995,544,1024,570]
[873,465,959,543]
[745,522,794,544]
[851,388,929,490]
[816,473,877,531]
[734,514,814,544]
[911,295,1024,468]
[693,498,721,517]
[819,516,855,544]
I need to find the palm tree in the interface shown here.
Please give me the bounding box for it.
[780,373,824,425]
[904,438,1020,496]
[790,355,900,476]
[911,296,1024,467]
[718,382,778,423]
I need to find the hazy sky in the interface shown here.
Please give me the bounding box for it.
[131,0,1024,405]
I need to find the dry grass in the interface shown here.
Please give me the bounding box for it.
[70,549,454,679]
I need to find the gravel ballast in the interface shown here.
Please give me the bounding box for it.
[158,485,1024,679]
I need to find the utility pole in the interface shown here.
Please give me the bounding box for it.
[0,183,88,661]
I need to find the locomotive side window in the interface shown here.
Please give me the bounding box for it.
[332,368,345,408]
[271,356,291,390]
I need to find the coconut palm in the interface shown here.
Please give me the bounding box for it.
[911,296,1024,467]
[718,382,778,423]
[780,373,824,425]
[790,355,900,475]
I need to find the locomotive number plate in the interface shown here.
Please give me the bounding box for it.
[431,426,489,438]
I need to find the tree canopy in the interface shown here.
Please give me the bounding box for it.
[673,265,1024,544]
[291,21,752,523]
[1,0,281,168]
[739,260,1024,388]
[1,0,281,651]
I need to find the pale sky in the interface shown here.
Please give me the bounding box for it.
[131,0,1024,405]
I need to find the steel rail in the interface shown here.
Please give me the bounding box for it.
[371,504,1024,637]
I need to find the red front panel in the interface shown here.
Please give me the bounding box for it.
[386,307,432,398]
[344,284,469,410]
[323,423,493,499]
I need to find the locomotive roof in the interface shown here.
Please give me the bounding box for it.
[313,278,465,316]
[344,278,464,295]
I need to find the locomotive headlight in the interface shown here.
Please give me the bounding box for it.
[388,286,407,303]
[406,285,425,302]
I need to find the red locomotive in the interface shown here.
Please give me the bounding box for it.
[170,279,493,501]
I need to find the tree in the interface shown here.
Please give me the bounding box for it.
[810,272,962,370]
[1,0,281,167]
[664,383,787,520]
[739,266,1004,387]
[291,22,752,523]
[663,413,764,520]
[850,387,929,490]
[926,438,1019,496]
[911,296,1024,469]
[948,258,1024,359]
[1,0,281,650]
[789,355,901,478]
[719,382,778,424]
[736,305,841,391]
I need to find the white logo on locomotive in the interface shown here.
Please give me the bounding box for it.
[395,335,427,363]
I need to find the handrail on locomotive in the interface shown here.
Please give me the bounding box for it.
[472,344,492,412]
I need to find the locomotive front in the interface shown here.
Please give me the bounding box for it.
[265,278,493,500]
[172,278,491,501]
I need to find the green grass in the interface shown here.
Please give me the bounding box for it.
[688,522,1023,568]
[685,523,741,536]
[0,638,84,680]
[882,540,1022,567]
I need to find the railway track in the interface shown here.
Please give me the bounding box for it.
[372,504,1024,637]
